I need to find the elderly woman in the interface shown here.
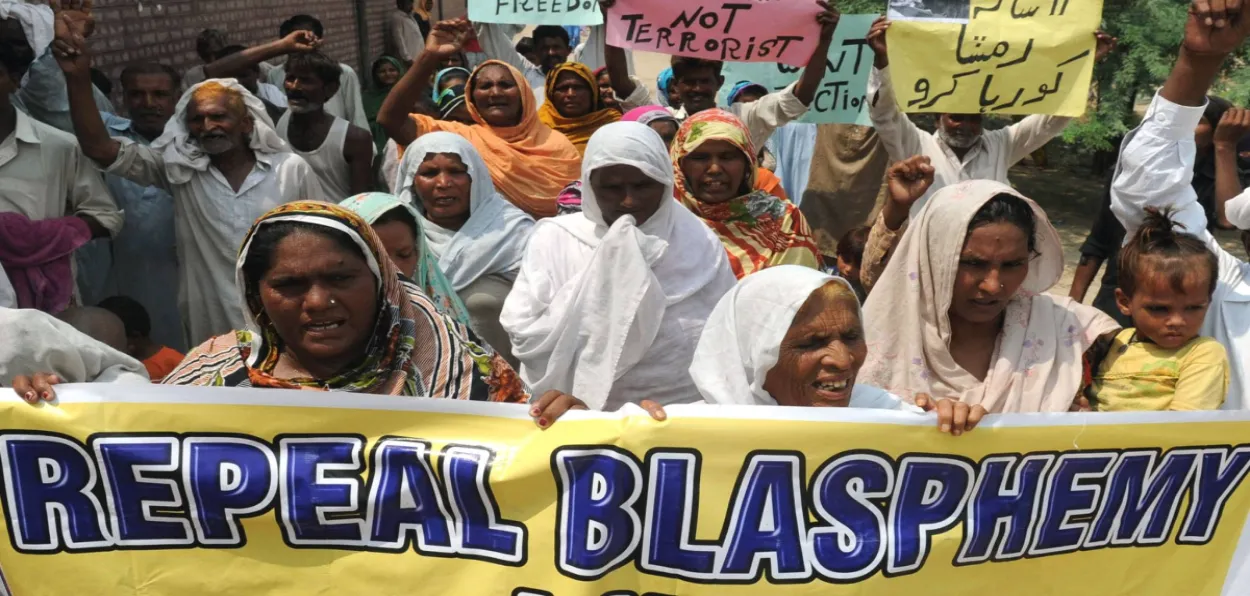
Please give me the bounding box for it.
[19,203,527,400]
[378,18,581,218]
[395,133,534,367]
[338,193,472,327]
[690,265,980,432]
[537,62,620,155]
[859,164,1120,413]
[502,122,737,411]
[673,110,821,278]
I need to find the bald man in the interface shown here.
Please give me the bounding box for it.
[56,306,128,352]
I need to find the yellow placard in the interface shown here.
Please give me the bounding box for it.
[1,383,1249,595]
[886,0,1104,117]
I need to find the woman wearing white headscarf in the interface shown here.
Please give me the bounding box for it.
[685,265,982,434]
[859,176,1120,413]
[395,132,535,365]
[502,122,737,410]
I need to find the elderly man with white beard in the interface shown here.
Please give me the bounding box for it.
[52,0,323,347]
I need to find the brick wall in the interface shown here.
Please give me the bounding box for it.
[85,0,472,96]
[89,0,371,88]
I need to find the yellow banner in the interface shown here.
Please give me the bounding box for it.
[2,384,1249,595]
[886,0,1104,117]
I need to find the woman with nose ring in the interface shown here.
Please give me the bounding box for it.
[672,110,822,279]
[858,170,1121,414]
[377,17,581,218]
[11,202,529,401]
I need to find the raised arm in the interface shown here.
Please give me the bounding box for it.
[472,21,533,76]
[204,31,319,80]
[793,0,839,106]
[1212,107,1250,228]
[378,18,470,147]
[865,17,925,161]
[861,156,934,292]
[1112,2,1250,238]
[50,1,118,166]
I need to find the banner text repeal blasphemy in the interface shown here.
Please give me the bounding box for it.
[0,385,1248,595]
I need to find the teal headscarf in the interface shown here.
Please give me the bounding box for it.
[339,193,473,328]
[432,67,472,102]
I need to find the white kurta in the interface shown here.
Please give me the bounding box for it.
[267,63,369,132]
[867,66,1072,214]
[106,142,321,345]
[386,9,425,61]
[1111,93,1250,411]
[0,110,122,236]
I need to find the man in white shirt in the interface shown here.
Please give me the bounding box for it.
[181,28,227,89]
[207,34,373,199]
[387,0,425,62]
[54,1,323,346]
[0,18,119,241]
[264,15,370,132]
[863,18,1115,214]
[1111,2,1250,413]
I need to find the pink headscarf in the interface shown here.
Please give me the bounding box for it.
[622,105,678,127]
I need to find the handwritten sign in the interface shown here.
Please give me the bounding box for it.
[469,0,605,26]
[886,0,1103,116]
[606,0,822,67]
[718,13,875,125]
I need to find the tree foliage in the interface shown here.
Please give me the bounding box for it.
[839,0,1250,158]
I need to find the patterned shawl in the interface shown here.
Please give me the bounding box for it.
[672,109,821,278]
[338,193,473,328]
[537,62,621,155]
[162,202,527,401]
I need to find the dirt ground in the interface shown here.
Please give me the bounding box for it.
[1011,164,1246,300]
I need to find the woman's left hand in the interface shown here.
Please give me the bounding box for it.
[916,394,986,437]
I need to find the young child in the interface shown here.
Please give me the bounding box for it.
[1089,209,1228,411]
[97,296,185,383]
[835,226,870,302]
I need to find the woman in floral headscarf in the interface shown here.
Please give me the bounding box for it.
[673,109,821,278]
[161,202,527,401]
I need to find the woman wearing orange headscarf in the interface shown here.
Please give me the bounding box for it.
[377,18,581,218]
[537,62,620,155]
[673,109,821,279]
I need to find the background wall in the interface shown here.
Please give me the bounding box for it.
[85,0,467,89]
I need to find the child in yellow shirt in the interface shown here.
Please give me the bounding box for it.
[1090,209,1228,411]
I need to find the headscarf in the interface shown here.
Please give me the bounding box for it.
[407,60,581,218]
[656,67,675,107]
[622,105,679,128]
[537,62,621,154]
[0,1,52,60]
[727,81,769,104]
[365,56,407,151]
[859,181,1120,413]
[396,132,535,292]
[437,84,467,119]
[163,202,528,401]
[689,265,915,410]
[338,193,472,327]
[153,79,287,185]
[500,122,736,409]
[673,109,821,278]
[431,66,471,102]
[556,180,583,215]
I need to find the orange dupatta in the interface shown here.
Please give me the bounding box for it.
[537,62,621,155]
[407,60,581,218]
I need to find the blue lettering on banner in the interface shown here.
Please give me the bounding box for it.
[2,431,1249,586]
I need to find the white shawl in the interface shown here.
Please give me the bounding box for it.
[689,265,917,411]
[152,79,289,185]
[0,307,149,386]
[396,132,535,291]
[859,180,1120,413]
[501,122,736,410]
